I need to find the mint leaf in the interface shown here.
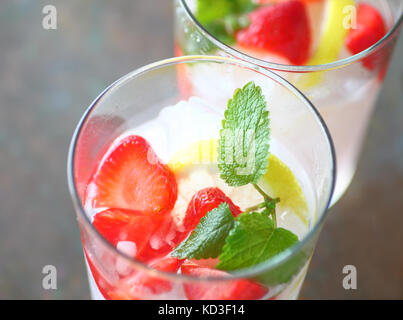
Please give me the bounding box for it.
[216,212,298,271]
[218,82,270,186]
[202,20,236,46]
[194,0,256,47]
[196,0,256,25]
[196,0,232,25]
[233,0,258,14]
[202,15,250,46]
[171,203,235,260]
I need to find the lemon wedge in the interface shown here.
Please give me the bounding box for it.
[168,139,308,224]
[299,0,355,89]
[260,155,309,225]
[168,139,218,172]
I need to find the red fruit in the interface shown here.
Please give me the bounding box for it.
[345,3,387,70]
[92,208,155,250]
[236,1,311,65]
[138,213,188,262]
[87,253,183,299]
[90,135,177,214]
[181,261,268,300]
[134,257,183,295]
[93,208,185,262]
[183,187,242,233]
[111,257,183,299]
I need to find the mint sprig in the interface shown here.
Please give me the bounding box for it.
[172,81,303,285]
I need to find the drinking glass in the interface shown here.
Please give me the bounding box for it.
[67,56,335,300]
[174,0,402,203]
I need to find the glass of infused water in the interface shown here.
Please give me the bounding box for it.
[68,56,336,300]
[174,0,402,203]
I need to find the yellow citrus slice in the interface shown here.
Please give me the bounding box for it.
[261,155,309,225]
[168,139,218,173]
[168,139,308,224]
[299,0,355,89]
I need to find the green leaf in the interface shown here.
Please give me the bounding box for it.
[216,212,298,271]
[202,20,236,46]
[196,0,231,25]
[194,0,256,48]
[202,15,250,46]
[171,203,235,260]
[218,82,270,186]
[196,0,256,25]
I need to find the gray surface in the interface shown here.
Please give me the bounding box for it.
[0,0,402,299]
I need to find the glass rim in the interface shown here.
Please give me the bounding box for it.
[67,55,336,282]
[179,0,403,72]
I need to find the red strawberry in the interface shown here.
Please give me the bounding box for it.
[138,213,188,262]
[183,187,242,233]
[92,208,155,248]
[236,1,311,65]
[128,257,183,295]
[181,261,268,300]
[87,253,183,299]
[345,3,387,70]
[113,257,183,299]
[90,135,177,214]
[93,208,185,262]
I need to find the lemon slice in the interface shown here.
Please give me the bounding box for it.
[260,155,309,225]
[168,139,308,224]
[168,139,218,172]
[299,0,355,89]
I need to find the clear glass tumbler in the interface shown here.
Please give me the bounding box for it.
[174,0,402,203]
[67,56,335,300]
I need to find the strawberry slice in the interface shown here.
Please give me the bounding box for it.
[183,187,242,233]
[110,257,183,299]
[138,213,188,262]
[181,261,268,300]
[236,1,311,65]
[345,3,387,70]
[93,208,156,252]
[93,208,185,262]
[90,135,177,214]
[132,257,183,295]
[87,253,183,299]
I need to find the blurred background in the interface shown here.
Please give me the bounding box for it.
[0,0,402,299]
